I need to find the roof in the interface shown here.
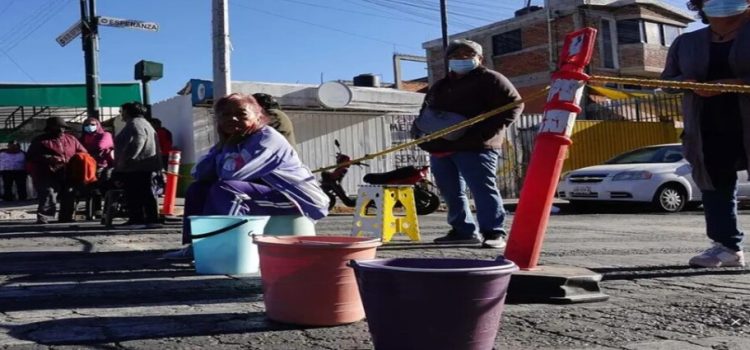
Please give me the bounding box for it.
[423,0,694,49]
[172,79,425,113]
[0,82,142,107]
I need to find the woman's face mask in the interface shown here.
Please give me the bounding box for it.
[83,124,97,133]
[703,0,749,18]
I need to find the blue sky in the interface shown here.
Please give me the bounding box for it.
[0,0,702,102]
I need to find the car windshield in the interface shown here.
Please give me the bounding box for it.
[604,145,683,164]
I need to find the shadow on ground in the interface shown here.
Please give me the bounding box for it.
[3,312,305,345]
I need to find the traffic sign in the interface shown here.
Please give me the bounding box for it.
[97,16,159,32]
[56,21,82,47]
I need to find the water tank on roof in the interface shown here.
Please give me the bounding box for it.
[353,74,381,88]
[515,5,543,17]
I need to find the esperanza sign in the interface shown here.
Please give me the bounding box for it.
[97,16,159,32]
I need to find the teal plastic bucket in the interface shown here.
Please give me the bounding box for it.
[264,215,316,236]
[189,215,270,275]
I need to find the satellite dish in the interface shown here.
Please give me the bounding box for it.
[317,81,352,109]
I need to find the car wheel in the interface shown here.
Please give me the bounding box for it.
[653,184,687,212]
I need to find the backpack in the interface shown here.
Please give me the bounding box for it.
[67,152,98,185]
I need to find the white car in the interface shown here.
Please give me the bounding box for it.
[557,144,750,212]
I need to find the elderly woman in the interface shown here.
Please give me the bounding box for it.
[162,93,328,259]
[661,0,750,267]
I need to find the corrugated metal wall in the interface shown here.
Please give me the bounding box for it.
[288,111,394,196]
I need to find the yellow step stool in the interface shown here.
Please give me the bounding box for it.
[351,185,420,243]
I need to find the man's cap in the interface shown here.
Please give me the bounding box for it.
[446,39,483,57]
[252,93,280,110]
[45,116,68,128]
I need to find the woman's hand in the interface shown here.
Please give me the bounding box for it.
[684,79,743,98]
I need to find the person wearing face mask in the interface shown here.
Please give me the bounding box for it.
[415,39,524,249]
[26,117,88,223]
[160,93,328,260]
[79,117,115,216]
[661,0,750,267]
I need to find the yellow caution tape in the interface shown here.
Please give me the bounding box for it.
[589,75,750,94]
[311,87,551,174]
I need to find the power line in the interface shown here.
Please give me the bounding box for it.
[0,0,69,50]
[275,0,436,27]
[232,2,421,51]
[0,0,16,17]
[0,48,36,81]
[1,0,72,52]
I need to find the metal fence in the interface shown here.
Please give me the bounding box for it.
[584,94,683,122]
[385,113,543,200]
[384,93,683,199]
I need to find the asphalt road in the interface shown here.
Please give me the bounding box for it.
[0,208,749,349]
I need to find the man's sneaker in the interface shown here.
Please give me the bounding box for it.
[433,230,481,245]
[689,243,746,268]
[481,235,507,249]
[159,245,194,261]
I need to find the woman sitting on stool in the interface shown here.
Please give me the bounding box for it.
[161,93,329,260]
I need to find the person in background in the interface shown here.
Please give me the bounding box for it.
[0,140,28,202]
[160,93,327,260]
[114,102,162,229]
[416,39,524,249]
[661,0,750,267]
[27,117,88,223]
[79,117,115,215]
[150,118,173,170]
[252,93,297,146]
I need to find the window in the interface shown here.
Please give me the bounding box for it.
[617,19,683,46]
[617,19,643,44]
[492,29,522,55]
[600,19,615,68]
[644,21,661,44]
[661,25,681,46]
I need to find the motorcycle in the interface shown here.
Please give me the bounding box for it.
[320,140,441,215]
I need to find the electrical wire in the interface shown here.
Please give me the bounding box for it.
[232,2,422,51]
[275,0,436,27]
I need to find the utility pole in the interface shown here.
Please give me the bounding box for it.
[439,0,449,78]
[80,0,100,119]
[212,0,231,100]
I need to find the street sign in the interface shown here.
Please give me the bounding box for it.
[97,16,159,32]
[55,21,82,47]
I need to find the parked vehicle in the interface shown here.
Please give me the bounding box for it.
[320,140,441,215]
[556,143,750,212]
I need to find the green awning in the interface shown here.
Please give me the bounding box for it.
[0,83,142,107]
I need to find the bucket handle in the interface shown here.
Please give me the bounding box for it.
[190,219,250,240]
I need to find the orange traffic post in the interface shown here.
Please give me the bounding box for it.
[162,150,181,216]
[503,28,608,304]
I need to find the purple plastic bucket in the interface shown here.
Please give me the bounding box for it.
[349,258,518,350]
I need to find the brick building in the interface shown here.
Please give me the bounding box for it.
[422,0,694,113]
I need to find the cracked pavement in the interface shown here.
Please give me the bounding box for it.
[0,208,748,349]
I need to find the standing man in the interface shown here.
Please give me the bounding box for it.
[417,39,524,249]
[0,140,28,202]
[27,117,88,223]
[252,93,297,146]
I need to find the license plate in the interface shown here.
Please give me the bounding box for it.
[572,186,592,195]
